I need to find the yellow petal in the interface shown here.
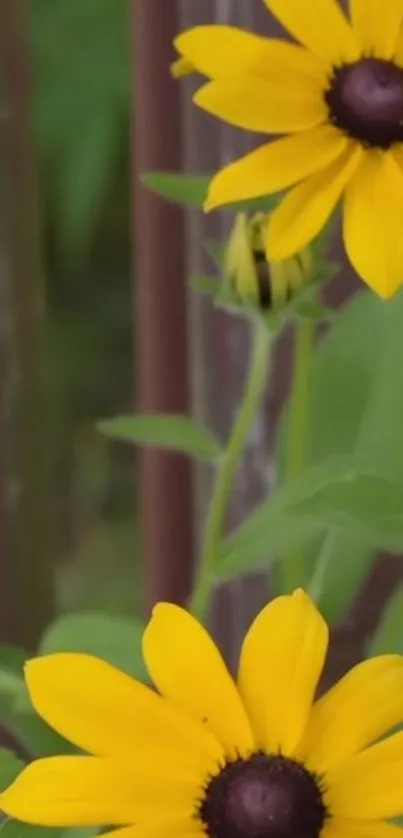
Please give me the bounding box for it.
[263,0,359,63]
[268,142,362,260]
[194,77,326,134]
[327,731,403,819]
[205,124,348,212]
[299,655,403,773]
[237,589,328,755]
[102,822,205,838]
[343,150,403,299]
[171,56,195,79]
[323,818,403,838]
[143,603,253,758]
[175,25,328,83]
[394,28,403,65]
[25,653,223,768]
[350,0,403,58]
[0,756,198,826]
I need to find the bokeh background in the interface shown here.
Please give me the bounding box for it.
[0,0,401,701]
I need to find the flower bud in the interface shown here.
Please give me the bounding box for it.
[225,213,312,312]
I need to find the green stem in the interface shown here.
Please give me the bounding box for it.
[282,318,315,592]
[190,317,272,620]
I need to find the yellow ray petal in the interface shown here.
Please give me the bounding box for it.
[25,653,223,767]
[143,603,253,759]
[268,141,362,260]
[101,822,205,838]
[0,757,198,826]
[323,817,403,838]
[350,0,403,58]
[394,28,403,66]
[343,150,403,299]
[205,124,348,212]
[326,731,403,819]
[175,25,328,83]
[171,56,195,79]
[262,0,359,64]
[194,77,326,135]
[237,589,328,755]
[299,655,403,773]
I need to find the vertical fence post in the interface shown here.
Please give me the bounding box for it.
[132,1,193,612]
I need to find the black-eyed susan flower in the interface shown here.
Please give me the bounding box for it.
[175,1,403,299]
[226,212,312,310]
[3,590,403,838]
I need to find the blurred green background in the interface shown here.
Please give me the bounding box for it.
[30,0,138,616]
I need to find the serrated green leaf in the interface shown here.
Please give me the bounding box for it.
[97,414,222,460]
[40,612,147,682]
[368,585,403,656]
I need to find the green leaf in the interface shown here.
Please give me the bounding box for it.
[218,455,400,602]
[141,171,281,213]
[0,750,23,790]
[40,612,148,681]
[190,275,219,297]
[0,825,61,838]
[218,510,322,580]
[274,289,403,619]
[141,173,210,208]
[368,585,403,656]
[0,648,76,756]
[0,648,28,712]
[218,489,324,581]
[1,710,73,758]
[308,532,375,624]
[283,458,403,552]
[97,414,222,460]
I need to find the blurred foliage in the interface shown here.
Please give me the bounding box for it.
[30,0,130,258]
[24,0,136,604]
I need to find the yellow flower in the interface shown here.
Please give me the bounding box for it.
[174,2,403,299]
[226,213,312,309]
[3,591,403,838]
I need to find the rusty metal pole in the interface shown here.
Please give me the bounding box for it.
[132,0,193,613]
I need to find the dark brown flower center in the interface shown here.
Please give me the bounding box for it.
[198,753,327,838]
[326,58,403,148]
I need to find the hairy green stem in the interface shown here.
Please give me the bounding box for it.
[190,318,272,620]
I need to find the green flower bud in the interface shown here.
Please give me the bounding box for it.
[225,213,312,312]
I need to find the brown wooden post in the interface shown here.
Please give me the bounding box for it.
[132,1,193,613]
